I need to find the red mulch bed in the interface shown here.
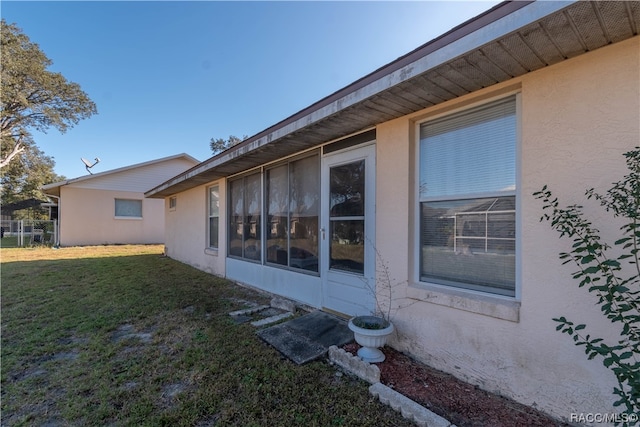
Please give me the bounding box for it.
[343,343,569,427]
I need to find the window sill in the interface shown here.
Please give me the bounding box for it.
[114,216,143,220]
[407,282,520,322]
[204,248,218,256]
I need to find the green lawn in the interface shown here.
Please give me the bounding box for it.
[1,236,20,248]
[1,245,412,426]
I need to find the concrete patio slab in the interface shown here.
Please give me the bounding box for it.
[256,311,353,365]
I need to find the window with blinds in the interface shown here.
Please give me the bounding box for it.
[115,199,142,218]
[419,96,517,296]
[208,185,219,249]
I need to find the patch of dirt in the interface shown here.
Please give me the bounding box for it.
[343,343,569,427]
[111,324,153,343]
[10,367,48,383]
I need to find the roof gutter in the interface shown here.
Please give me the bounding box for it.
[146,0,579,198]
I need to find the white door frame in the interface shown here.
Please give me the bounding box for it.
[320,143,376,317]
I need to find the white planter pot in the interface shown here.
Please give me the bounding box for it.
[348,316,394,363]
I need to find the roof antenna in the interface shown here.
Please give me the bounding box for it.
[81,157,100,174]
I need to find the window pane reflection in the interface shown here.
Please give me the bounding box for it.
[208,185,219,249]
[266,165,288,265]
[420,196,515,296]
[228,179,243,257]
[330,220,365,274]
[228,173,261,261]
[289,156,319,272]
[265,155,319,272]
[243,173,261,261]
[330,160,364,217]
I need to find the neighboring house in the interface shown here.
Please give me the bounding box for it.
[146,1,639,422]
[42,154,199,246]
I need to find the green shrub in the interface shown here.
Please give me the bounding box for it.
[534,147,639,426]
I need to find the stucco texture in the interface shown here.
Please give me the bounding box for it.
[161,35,639,423]
[379,36,639,421]
[59,187,164,246]
[164,181,226,277]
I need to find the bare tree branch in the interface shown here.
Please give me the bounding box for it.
[0,140,24,168]
[0,19,97,168]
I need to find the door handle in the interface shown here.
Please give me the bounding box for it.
[321,227,326,240]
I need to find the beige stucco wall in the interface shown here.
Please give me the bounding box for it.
[377,35,639,421]
[163,180,226,276]
[161,35,638,422]
[59,187,165,246]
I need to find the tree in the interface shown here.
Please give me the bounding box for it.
[1,145,63,219]
[210,135,247,155]
[0,19,97,169]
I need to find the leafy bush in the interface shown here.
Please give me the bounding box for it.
[534,147,639,425]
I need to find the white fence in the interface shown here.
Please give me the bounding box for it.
[0,220,58,247]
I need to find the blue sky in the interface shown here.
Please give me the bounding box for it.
[3,1,501,179]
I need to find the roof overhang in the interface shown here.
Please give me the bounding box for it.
[41,153,199,197]
[146,0,639,198]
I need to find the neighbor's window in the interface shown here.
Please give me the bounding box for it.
[266,154,319,272]
[115,199,142,218]
[208,185,219,249]
[419,96,517,296]
[169,196,177,211]
[228,172,261,261]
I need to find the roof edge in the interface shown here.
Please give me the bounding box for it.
[146,0,584,198]
[42,153,199,191]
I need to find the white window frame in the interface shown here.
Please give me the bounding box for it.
[169,196,177,211]
[114,198,142,219]
[265,153,320,274]
[228,171,263,262]
[208,185,220,250]
[413,93,521,313]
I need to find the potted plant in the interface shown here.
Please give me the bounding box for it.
[347,246,404,363]
[348,315,394,363]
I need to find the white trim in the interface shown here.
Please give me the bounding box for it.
[42,153,199,191]
[262,153,321,276]
[114,198,143,219]
[207,183,221,250]
[321,143,377,316]
[414,89,521,127]
[420,190,516,203]
[412,91,521,305]
[197,2,572,168]
[514,92,523,301]
[204,248,219,257]
[322,139,376,157]
[226,257,322,308]
[402,2,574,91]
[407,281,520,322]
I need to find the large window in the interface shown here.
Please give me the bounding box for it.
[208,185,219,249]
[266,155,319,272]
[229,172,261,261]
[115,199,142,218]
[419,96,516,296]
